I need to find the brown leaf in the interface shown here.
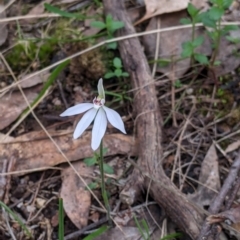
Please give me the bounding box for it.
[214,36,240,77]
[207,205,240,225]
[0,86,41,130]
[0,131,136,174]
[225,140,240,153]
[188,144,220,207]
[191,0,209,11]
[135,0,189,25]
[22,0,53,24]
[19,71,50,88]
[60,162,93,229]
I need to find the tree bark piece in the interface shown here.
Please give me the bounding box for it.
[102,1,204,239]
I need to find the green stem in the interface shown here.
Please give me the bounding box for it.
[210,19,221,67]
[99,140,112,225]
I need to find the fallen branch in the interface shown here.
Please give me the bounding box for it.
[102,1,205,239]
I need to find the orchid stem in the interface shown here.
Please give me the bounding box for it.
[99,140,112,225]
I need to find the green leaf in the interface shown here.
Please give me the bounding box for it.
[109,21,124,32]
[103,163,114,174]
[187,3,200,17]
[106,14,113,25]
[87,182,98,190]
[192,36,204,48]
[199,12,216,28]
[121,72,129,77]
[83,225,109,240]
[114,68,122,77]
[194,53,209,64]
[44,3,86,19]
[160,232,183,240]
[213,60,221,66]
[107,41,117,49]
[113,57,122,68]
[90,21,106,29]
[224,25,238,31]
[226,35,240,44]
[208,7,224,21]
[181,41,193,57]
[104,71,115,79]
[180,18,192,24]
[174,79,183,88]
[84,157,97,166]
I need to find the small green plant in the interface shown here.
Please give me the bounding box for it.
[180,0,238,67]
[104,57,129,79]
[180,3,209,65]
[199,0,237,66]
[91,14,124,49]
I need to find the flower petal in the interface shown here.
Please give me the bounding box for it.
[103,106,126,134]
[60,103,94,117]
[91,108,107,150]
[97,78,105,99]
[73,108,97,139]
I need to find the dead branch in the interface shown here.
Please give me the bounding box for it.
[102,0,205,239]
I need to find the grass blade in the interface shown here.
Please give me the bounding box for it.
[58,198,64,240]
[83,225,108,240]
[0,201,32,238]
[44,3,89,20]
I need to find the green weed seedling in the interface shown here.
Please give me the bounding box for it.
[104,57,129,79]
[180,3,209,65]
[180,0,238,66]
[91,14,124,49]
[199,0,238,65]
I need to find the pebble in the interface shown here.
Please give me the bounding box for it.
[52,97,61,106]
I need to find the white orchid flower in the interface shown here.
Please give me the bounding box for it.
[60,78,126,150]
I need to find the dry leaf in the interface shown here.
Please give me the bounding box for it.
[0,131,136,174]
[0,5,8,46]
[136,0,189,24]
[142,12,212,79]
[0,133,14,143]
[61,162,93,229]
[188,144,220,207]
[0,86,41,130]
[214,35,240,77]
[191,0,209,12]
[22,0,53,24]
[207,205,240,224]
[207,205,240,238]
[225,140,240,153]
[19,71,50,88]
